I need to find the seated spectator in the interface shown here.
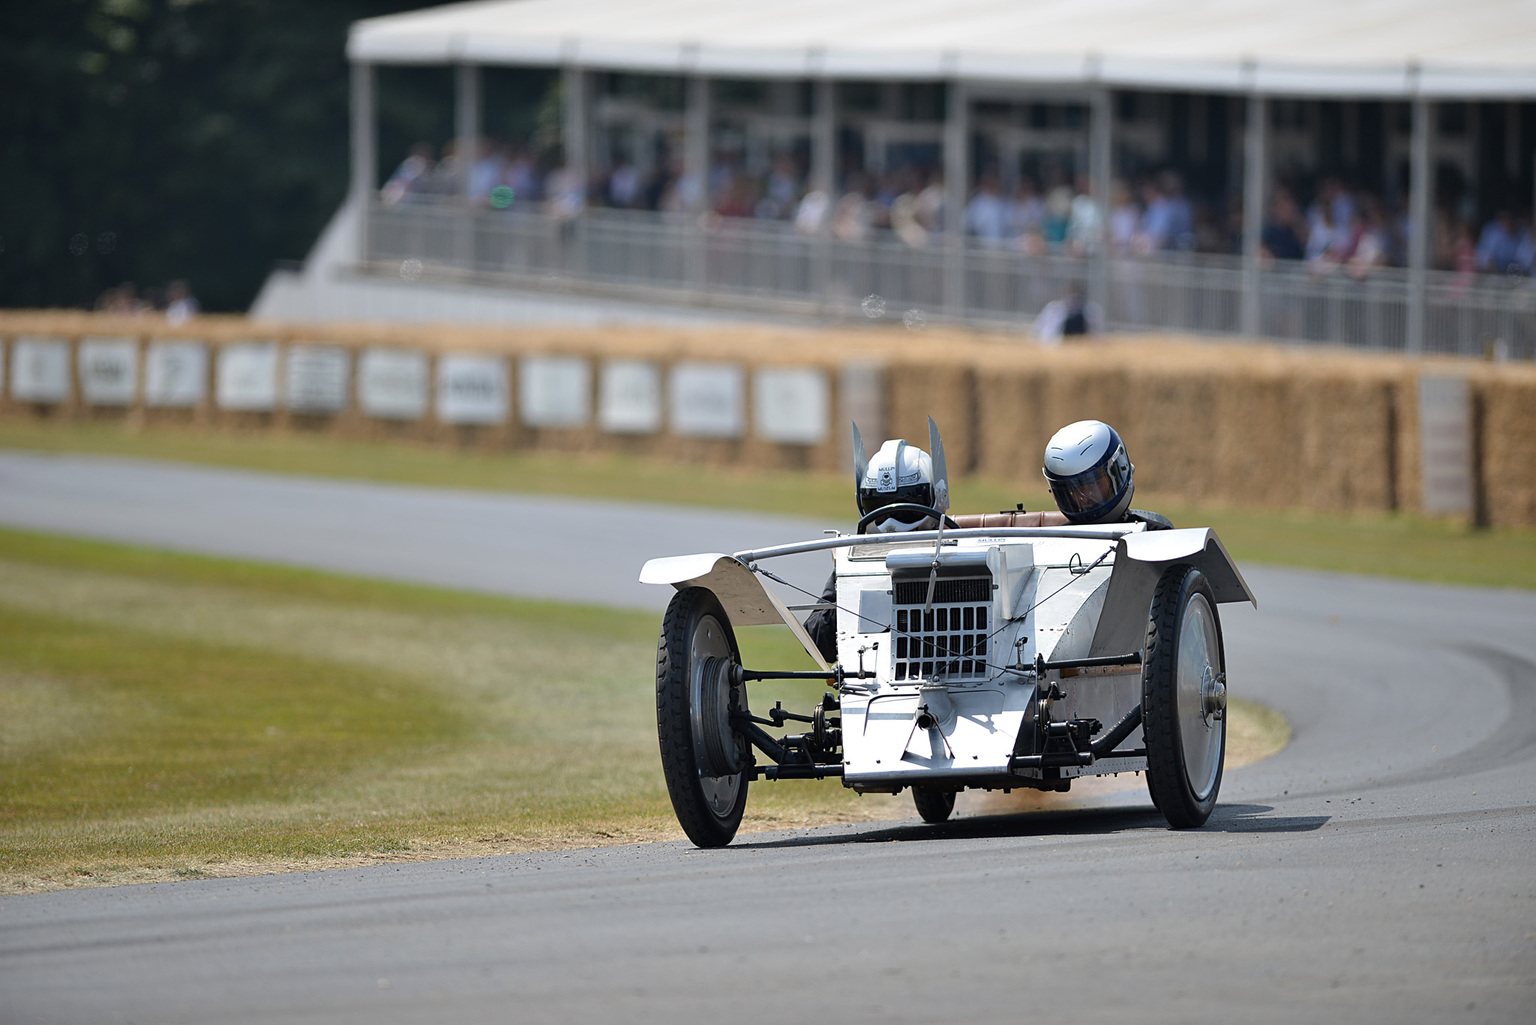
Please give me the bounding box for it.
[757,155,802,220]
[794,189,831,236]
[1005,178,1044,241]
[165,280,198,325]
[914,171,945,234]
[1043,185,1073,248]
[1477,210,1533,274]
[608,161,642,208]
[1261,189,1306,262]
[1067,173,1103,256]
[1134,177,1171,254]
[832,176,873,242]
[1306,202,1344,270]
[381,142,434,206]
[1107,179,1140,256]
[965,171,1008,248]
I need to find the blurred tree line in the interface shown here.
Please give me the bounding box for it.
[0,0,458,312]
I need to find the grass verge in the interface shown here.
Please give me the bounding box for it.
[0,527,1286,892]
[3,417,1534,590]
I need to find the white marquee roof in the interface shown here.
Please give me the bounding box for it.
[349,0,1536,98]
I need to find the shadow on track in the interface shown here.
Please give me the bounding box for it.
[735,803,1329,850]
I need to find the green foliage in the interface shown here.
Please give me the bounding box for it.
[0,0,436,311]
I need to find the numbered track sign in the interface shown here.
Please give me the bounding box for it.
[216,342,279,411]
[10,337,72,403]
[753,367,830,444]
[598,360,663,435]
[437,354,509,424]
[519,355,590,428]
[145,341,209,407]
[286,344,349,414]
[79,337,138,406]
[670,362,744,438]
[358,348,428,420]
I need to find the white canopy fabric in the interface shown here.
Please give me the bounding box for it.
[349,0,1536,98]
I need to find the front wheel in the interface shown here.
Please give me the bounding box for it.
[1142,565,1227,828]
[656,587,750,847]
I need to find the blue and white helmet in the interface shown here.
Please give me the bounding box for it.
[1043,420,1135,524]
[858,439,937,532]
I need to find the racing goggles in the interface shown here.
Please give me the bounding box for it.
[1046,445,1131,521]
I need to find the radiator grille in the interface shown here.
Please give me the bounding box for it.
[891,575,992,681]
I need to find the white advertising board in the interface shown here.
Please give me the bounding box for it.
[79,337,138,406]
[216,342,279,411]
[10,337,72,403]
[753,366,830,444]
[518,355,590,428]
[1419,375,1474,517]
[357,348,428,420]
[437,354,509,424]
[670,362,744,438]
[598,360,662,434]
[286,344,349,414]
[145,341,208,407]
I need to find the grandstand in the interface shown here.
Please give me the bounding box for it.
[254,0,1536,358]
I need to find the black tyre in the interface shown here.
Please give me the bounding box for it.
[1142,565,1227,829]
[656,587,750,848]
[911,787,956,824]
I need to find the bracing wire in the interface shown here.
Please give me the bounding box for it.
[753,541,1117,682]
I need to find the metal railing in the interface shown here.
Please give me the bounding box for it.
[367,202,1536,358]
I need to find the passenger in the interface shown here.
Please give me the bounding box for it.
[1042,420,1171,529]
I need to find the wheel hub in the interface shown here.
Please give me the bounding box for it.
[1200,665,1227,724]
[692,655,748,777]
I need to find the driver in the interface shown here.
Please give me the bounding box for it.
[805,438,940,661]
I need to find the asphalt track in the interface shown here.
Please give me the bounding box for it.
[1,451,1533,1023]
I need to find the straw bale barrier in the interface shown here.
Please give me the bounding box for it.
[2,311,1533,527]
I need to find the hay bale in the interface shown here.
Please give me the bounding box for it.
[1480,375,1536,528]
[886,360,976,472]
[974,365,1051,483]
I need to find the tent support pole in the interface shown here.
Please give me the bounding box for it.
[1407,95,1432,355]
[1089,86,1113,325]
[562,66,590,278]
[687,74,710,296]
[812,78,836,313]
[1241,93,1267,338]
[943,79,968,321]
[350,60,375,269]
[455,62,481,273]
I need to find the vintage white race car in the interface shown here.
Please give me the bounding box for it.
[641,421,1256,847]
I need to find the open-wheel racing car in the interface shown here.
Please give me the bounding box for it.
[641,419,1256,847]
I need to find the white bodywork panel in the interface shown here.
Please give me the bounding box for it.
[641,522,1253,791]
[639,553,830,670]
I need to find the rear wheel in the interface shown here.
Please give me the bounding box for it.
[656,587,750,847]
[1142,565,1227,828]
[911,787,956,824]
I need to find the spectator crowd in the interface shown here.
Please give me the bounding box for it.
[382,138,1536,280]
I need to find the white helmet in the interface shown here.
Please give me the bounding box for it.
[1043,420,1135,524]
[858,439,937,532]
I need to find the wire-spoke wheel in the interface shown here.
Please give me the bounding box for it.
[1142,565,1227,828]
[656,587,750,847]
[911,787,956,824]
